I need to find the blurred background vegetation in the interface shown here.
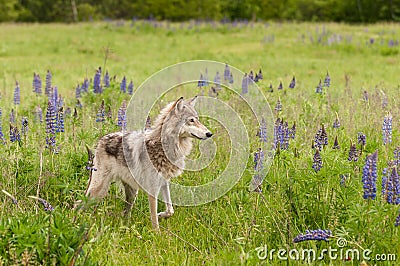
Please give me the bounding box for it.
[1,0,400,23]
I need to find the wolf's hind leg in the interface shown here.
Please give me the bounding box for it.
[123,182,138,216]
[158,183,174,219]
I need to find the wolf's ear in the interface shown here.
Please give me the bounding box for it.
[174,97,184,112]
[188,96,197,107]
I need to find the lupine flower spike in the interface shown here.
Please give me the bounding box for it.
[45,100,56,149]
[312,149,323,172]
[362,151,378,200]
[289,76,296,89]
[228,72,234,84]
[314,124,328,150]
[75,83,81,99]
[274,98,282,112]
[118,100,127,130]
[248,70,254,81]
[93,67,102,93]
[45,70,52,96]
[252,148,264,192]
[324,71,330,87]
[128,80,134,95]
[241,73,249,94]
[316,79,323,94]
[96,100,105,123]
[348,141,359,162]
[278,81,283,90]
[56,107,64,133]
[9,124,21,143]
[256,118,267,142]
[333,112,340,128]
[14,81,20,105]
[28,196,54,211]
[120,76,127,93]
[224,64,231,81]
[332,136,340,149]
[35,105,43,123]
[214,71,221,89]
[268,83,273,92]
[382,112,392,145]
[395,210,400,227]
[32,73,42,94]
[21,117,28,135]
[358,132,366,154]
[382,165,400,204]
[293,229,332,243]
[103,71,110,87]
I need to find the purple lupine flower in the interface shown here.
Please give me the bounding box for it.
[268,83,273,92]
[394,147,400,166]
[228,72,234,84]
[293,229,331,243]
[0,109,4,143]
[214,71,221,89]
[32,73,42,94]
[248,70,254,81]
[9,124,20,143]
[29,196,54,211]
[96,100,105,123]
[362,151,378,200]
[56,107,64,133]
[316,79,323,94]
[51,86,58,112]
[81,78,89,93]
[289,122,296,139]
[93,68,102,93]
[348,142,358,162]
[257,118,267,142]
[358,132,366,146]
[256,69,263,81]
[224,64,231,81]
[383,112,392,145]
[274,98,282,112]
[45,100,57,149]
[75,84,81,99]
[145,116,151,131]
[273,118,283,149]
[363,90,369,102]
[340,174,347,186]
[395,211,400,227]
[252,148,265,192]
[312,149,323,172]
[14,81,20,105]
[117,100,127,130]
[45,70,52,96]
[278,81,283,90]
[128,80,134,95]
[21,117,28,135]
[314,125,328,150]
[241,73,249,94]
[35,105,43,123]
[9,109,15,124]
[76,99,82,108]
[333,112,340,128]
[324,72,330,87]
[383,166,400,204]
[289,76,296,89]
[332,136,340,149]
[198,73,205,88]
[103,71,110,88]
[120,76,127,93]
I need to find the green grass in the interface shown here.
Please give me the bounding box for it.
[1,21,400,265]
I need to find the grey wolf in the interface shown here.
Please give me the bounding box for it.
[84,96,212,230]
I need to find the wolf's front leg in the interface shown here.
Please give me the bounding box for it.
[148,194,159,230]
[158,183,174,219]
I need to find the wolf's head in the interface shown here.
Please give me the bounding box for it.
[168,96,212,140]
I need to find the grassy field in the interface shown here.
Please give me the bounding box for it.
[1,20,400,265]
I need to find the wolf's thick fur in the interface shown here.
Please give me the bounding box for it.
[84,97,212,229]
